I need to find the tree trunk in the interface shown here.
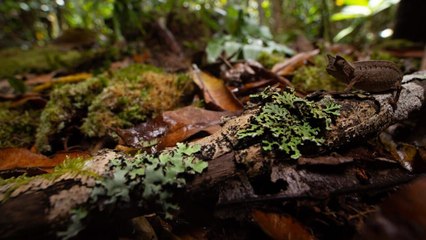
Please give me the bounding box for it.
[271,0,283,34]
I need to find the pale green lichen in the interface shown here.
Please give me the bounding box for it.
[238,87,340,159]
[59,143,207,239]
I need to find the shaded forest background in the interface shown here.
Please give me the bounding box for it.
[1,1,426,240]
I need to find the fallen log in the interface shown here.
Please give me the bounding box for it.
[0,72,425,239]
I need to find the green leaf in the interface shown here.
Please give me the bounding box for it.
[333,25,356,42]
[242,44,264,60]
[206,38,225,62]
[223,41,242,59]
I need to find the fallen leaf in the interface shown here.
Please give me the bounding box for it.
[0,148,63,172]
[358,176,426,240]
[116,106,238,151]
[131,216,158,240]
[133,51,150,63]
[272,49,320,76]
[191,67,243,111]
[9,93,46,108]
[110,57,133,71]
[25,72,56,85]
[32,72,92,92]
[252,210,315,240]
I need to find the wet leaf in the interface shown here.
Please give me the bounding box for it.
[252,210,315,240]
[0,148,63,172]
[272,49,320,76]
[116,106,237,151]
[191,67,243,111]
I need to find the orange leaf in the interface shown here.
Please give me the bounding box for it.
[0,148,63,172]
[191,67,243,112]
[252,210,315,240]
[272,49,320,76]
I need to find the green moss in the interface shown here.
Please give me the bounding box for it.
[292,55,346,92]
[43,156,97,180]
[0,107,41,148]
[0,46,95,78]
[238,87,340,159]
[256,51,286,69]
[35,76,107,152]
[370,50,399,62]
[81,66,194,137]
[35,64,194,152]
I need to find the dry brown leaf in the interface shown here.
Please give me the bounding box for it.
[0,148,63,171]
[9,94,46,108]
[252,210,315,240]
[25,72,56,85]
[116,106,238,151]
[359,176,426,239]
[272,49,320,76]
[191,67,243,111]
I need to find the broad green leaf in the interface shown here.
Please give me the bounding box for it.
[206,38,224,62]
[223,41,242,59]
[333,25,356,42]
[242,44,264,60]
[342,0,369,6]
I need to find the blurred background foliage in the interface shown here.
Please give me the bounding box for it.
[0,0,404,60]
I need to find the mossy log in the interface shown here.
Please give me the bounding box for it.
[0,73,425,239]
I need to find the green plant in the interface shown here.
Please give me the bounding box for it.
[59,143,207,239]
[332,0,399,42]
[206,5,293,62]
[238,87,340,159]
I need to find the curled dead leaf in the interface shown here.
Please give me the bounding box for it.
[252,210,315,240]
[191,66,243,111]
[272,49,319,76]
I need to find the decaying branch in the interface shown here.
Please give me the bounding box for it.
[0,73,425,238]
